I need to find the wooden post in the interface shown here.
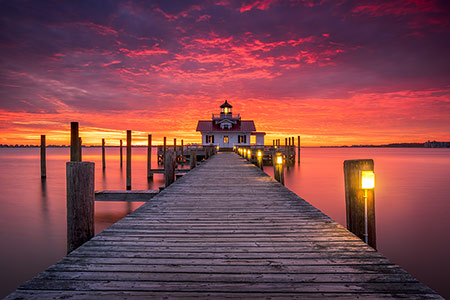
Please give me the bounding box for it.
[297,136,301,164]
[273,153,284,185]
[257,150,263,170]
[78,137,82,161]
[126,130,131,190]
[164,151,176,187]
[147,134,152,178]
[40,135,46,178]
[181,139,184,162]
[174,138,177,162]
[66,161,94,254]
[205,146,209,159]
[120,140,123,168]
[102,139,106,169]
[163,137,167,165]
[70,122,80,162]
[190,149,197,169]
[286,138,291,165]
[344,159,376,249]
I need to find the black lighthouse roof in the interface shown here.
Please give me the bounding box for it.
[220,100,232,108]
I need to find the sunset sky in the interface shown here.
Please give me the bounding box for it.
[1,0,449,146]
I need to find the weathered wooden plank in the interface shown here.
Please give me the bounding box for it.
[95,190,159,202]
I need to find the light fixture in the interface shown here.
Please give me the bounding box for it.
[257,151,262,157]
[276,155,283,165]
[361,171,375,189]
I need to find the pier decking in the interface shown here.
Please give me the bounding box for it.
[6,153,441,299]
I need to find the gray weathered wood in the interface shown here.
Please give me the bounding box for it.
[40,135,46,178]
[126,130,131,190]
[95,190,159,202]
[190,149,197,169]
[6,153,441,299]
[147,134,152,178]
[70,122,80,162]
[164,151,176,187]
[119,140,123,168]
[344,159,376,249]
[66,162,94,254]
[102,138,105,169]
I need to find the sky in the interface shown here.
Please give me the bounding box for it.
[0,0,449,146]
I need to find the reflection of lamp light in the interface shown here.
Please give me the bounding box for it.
[257,151,262,157]
[360,170,375,244]
[276,155,283,165]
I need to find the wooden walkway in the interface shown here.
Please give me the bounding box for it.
[6,153,441,299]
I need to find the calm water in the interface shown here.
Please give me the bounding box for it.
[0,147,449,298]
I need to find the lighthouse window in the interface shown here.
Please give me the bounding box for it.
[206,135,215,143]
[238,135,246,143]
[224,136,229,144]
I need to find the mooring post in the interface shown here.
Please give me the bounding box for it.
[40,135,46,178]
[66,161,94,254]
[70,122,80,162]
[286,138,291,165]
[190,149,197,169]
[174,138,177,162]
[343,159,376,249]
[120,140,123,168]
[163,137,167,165]
[297,135,301,164]
[102,139,106,169]
[181,139,184,163]
[147,134,152,178]
[78,137,82,161]
[126,130,131,190]
[164,151,176,187]
[273,153,284,185]
[257,149,263,170]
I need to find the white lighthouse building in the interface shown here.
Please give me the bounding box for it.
[196,100,265,150]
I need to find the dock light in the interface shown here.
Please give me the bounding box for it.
[276,155,283,165]
[257,150,262,157]
[247,149,251,156]
[361,171,375,189]
[360,170,375,244]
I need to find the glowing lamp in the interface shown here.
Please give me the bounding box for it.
[247,149,251,155]
[224,107,229,113]
[276,155,283,165]
[257,151,262,157]
[361,171,375,189]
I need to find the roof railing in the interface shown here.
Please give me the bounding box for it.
[212,113,240,119]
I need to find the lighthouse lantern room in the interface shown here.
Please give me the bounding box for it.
[196,100,265,150]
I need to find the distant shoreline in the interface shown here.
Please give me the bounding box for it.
[1,141,449,148]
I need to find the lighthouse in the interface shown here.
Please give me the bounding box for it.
[196,100,265,150]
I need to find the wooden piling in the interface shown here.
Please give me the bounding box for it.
[70,122,80,162]
[181,140,184,162]
[273,153,284,185]
[66,161,94,254]
[257,150,263,170]
[164,151,176,187]
[174,138,177,162]
[190,149,197,169]
[78,137,82,161]
[343,159,376,249]
[147,135,152,178]
[297,136,301,164]
[119,140,123,168]
[40,135,46,178]
[163,137,167,164]
[102,139,106,169]
[126,130,131,190]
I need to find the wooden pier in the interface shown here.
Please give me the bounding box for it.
[6,153,441,299]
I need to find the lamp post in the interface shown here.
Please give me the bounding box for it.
[361,171,375,244]
[257,150,263,170]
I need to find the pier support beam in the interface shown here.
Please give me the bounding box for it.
[344,159,376,249]
[126,130,131,190]
[40,135,46,178]
[147,134,152,178]
[120,140,123,168]
[165,151,176,187]
[66,161,94,254]
[297,136,301,164]
[181,140,184,162]
[102,139,106,169]
[163,137,167,165]
[70,122,80,162]
[190,150,197,169]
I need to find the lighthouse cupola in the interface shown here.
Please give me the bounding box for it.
[220,100,232,117]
